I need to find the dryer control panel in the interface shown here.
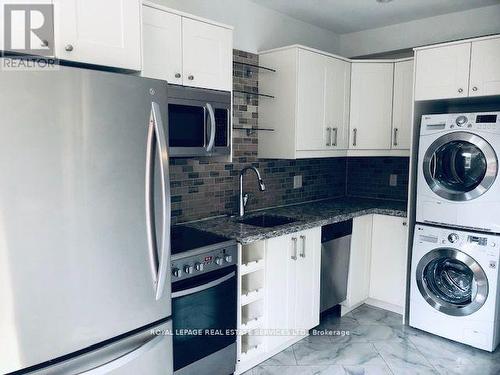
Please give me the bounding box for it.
[420,112,500,135]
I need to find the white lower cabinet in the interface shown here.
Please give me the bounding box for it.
[236,227,321,374]
[342,214,408,315]
[369,215,408,309]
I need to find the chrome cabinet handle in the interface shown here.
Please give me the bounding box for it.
[393,128,399,147]
[147,102,171,301]
[205,103,216,152]
[291,237,298,260]
[65,44,74,52]
[472,86,478,92]
[332,127,338,147]
[458,88,463,93]
[352,128,357,147]
[188,75,194,80]
[175,73,181,78]
[326,127,332,146]
[300,235,306,258]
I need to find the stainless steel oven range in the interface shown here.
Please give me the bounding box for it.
[171,226,238,375]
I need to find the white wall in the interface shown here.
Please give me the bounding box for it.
[339,4,500,57]
[149,0,340,54]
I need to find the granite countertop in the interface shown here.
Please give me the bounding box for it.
[181,197,407,245]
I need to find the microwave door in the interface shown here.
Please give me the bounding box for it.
[168,102,207,157]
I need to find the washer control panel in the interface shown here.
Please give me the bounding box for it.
[421,112,500,134]
[171,244,237,282]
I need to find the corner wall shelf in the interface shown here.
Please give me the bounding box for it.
[233,61,276,78]
[234,127,274,136]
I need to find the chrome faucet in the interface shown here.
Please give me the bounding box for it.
[239,166,265,217]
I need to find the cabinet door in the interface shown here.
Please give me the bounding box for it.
[414,43,471,100]
[325,58,351,150]
[469,38,500,97]
[349,63,394,150]
[182,18,232,91]
[54,0,141,70]
[141,6,182,84]
[344,215,373,309]
[369,215,408,308]
[265,234,295,350]
[296,49,327,151]
[294,228,321,330]
[392,60,414,150]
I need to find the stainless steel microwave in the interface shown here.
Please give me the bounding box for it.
[167,85,231,157]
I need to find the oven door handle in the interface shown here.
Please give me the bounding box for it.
[205,103,216,153]
[172,271,235,298]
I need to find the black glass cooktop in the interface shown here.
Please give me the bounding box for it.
[171,225,231,255]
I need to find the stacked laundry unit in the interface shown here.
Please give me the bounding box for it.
[410,112,500,351]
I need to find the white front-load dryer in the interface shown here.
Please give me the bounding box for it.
[416,112,500,232]
[410,224,500,351]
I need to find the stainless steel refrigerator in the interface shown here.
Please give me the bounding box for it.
[0,62,172,374]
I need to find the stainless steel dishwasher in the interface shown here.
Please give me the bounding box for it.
[320,220,353,313]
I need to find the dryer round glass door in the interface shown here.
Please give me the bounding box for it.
[423,132,498,201]
[416,248,488,316]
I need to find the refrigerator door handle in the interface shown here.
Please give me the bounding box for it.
[146,102,171,301]
[78,335,165,375]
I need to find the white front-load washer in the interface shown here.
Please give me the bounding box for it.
[410,224,500,351]
[416,112,500,232]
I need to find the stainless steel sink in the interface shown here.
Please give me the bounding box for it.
[238,214,297,228]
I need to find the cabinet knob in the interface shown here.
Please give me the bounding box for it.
[175,73,181,79]
[403,222,408,226]
[41,40,49,47]
[65,44,74,52]
[472,86,478,92]
[458,88,463,93]
[188,75,194,80]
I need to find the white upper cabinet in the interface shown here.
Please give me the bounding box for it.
[325,56,351,150]
[469,37,500,97]
[54,0,142,70]
[296,49,327,151]
[259,46,350,159]
[414,43,471,100]
[141,5,232,91]
[392,60,414,150]
[141,5,182,84]
[182,18,232,91]
[349,62,394,150]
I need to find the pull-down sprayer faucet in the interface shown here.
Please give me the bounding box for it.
[239,166,265,217]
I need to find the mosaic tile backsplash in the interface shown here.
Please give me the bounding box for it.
[169,49,409,224]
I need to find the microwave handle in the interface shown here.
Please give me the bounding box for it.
[205,103,216,152]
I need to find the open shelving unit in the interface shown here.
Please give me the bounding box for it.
[236,241,267,370]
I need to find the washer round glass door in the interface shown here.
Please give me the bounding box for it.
[423,132,497,201]
[416,248,488,316]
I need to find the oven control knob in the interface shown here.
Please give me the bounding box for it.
[224,255,233,263]
[183,265,194,275]
[448,233,459,243]
[195,262,204,271]
[456,116,468,126]
[172,268,182,278]
[215,257,223,266]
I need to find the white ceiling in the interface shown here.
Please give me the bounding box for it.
[250,0,500,34]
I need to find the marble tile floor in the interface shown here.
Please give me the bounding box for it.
[243,304,500,375]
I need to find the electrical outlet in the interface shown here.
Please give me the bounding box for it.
[293,175,303,189]
[389,174,398,187]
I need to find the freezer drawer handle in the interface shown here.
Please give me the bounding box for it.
[145,102,171,301]
[172,271,236,298]
[78,335,165,374]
